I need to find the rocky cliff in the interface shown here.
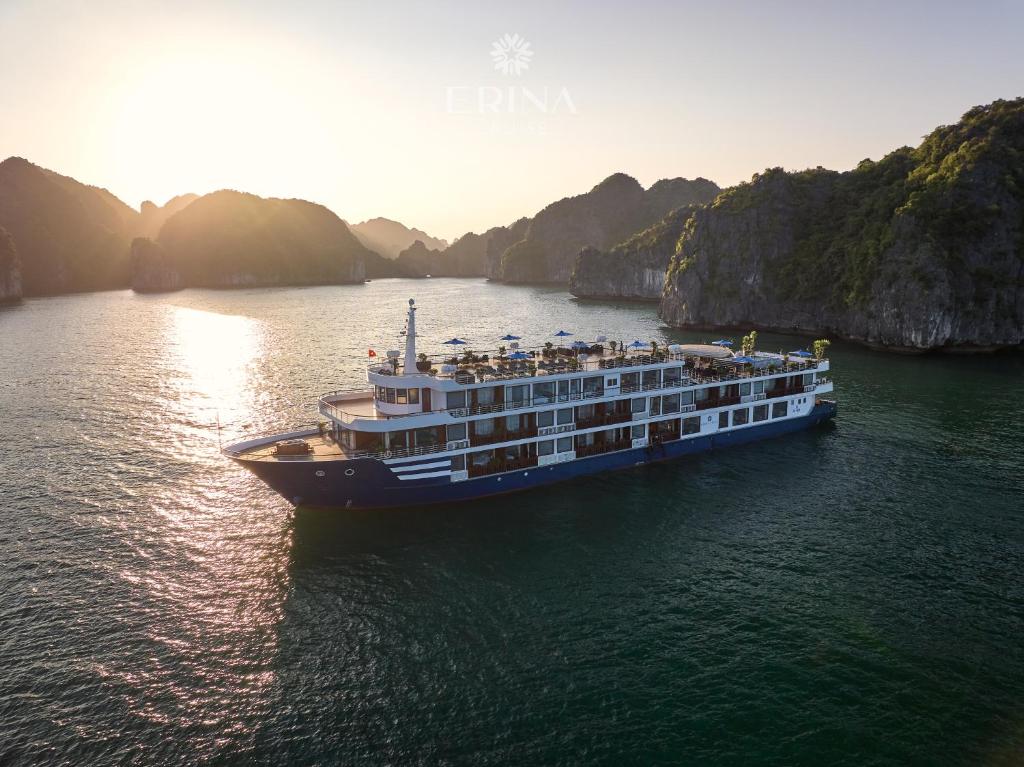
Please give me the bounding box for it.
[569,205,700,300]
[139,194,199,238]
[130,237,183,292]
[0,226,22,302]
[0,157,139,295]
[497,174,720,284]
[349,217,448,259]
[133,190,369,290]
[660,99,1024,351]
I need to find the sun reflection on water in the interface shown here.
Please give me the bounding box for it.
[168,305,265,444]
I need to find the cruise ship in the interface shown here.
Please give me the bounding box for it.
[225,300,836,508]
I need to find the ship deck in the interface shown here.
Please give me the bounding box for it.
[231,434,347,462]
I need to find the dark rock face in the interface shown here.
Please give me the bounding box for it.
[130,237,183,293]
[0,226,22,302]
[497,174,720,284]
[349,217,448,259]
[0,157,139,296]
[569,205,699,300]
[141,190,369,289]
[485,219,530,279]
[660,99,1024,351]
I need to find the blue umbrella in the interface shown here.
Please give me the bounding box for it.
[553,330,574,338]
[499,334,521,341]
[733,355,755,364]
[627,340,647,350]
[441,338,468,345]
[789,349,813,358]
[508,351,529,360]
[711,339,733,347]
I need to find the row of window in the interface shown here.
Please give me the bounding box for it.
[717,400,790,429]
[375,386,421,405]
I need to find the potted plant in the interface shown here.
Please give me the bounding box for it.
[416,352,432,372]
[813,339,831,360]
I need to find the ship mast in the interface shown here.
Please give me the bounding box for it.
[404,298,417,374]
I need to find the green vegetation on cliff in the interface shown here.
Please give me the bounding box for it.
[661,98,1024,350]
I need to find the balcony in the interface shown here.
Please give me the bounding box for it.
[467,455,539,478]
[468,427,538,447]
[575,439,632,458]
[695,395,741,411]
[574,410,632,430]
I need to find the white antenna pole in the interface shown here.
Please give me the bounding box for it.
[403,298,417,374]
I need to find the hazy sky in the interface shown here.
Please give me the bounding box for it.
[1,0,1021,240]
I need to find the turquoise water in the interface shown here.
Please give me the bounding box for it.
[1,278,1022,765]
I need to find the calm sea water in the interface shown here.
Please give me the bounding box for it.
[1,278,1022,766]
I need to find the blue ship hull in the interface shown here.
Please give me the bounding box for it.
[235,401,837,510]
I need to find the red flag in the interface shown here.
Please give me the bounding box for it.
[368,349,377,357]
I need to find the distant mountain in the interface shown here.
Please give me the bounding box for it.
[570,205,701,300]
[131,190,371,291]
[139,193,199,238]
[496,173,720,284]
[0,157,140,295]
[0,226,21,302]
[350,217,448,259]
[660,98,1024,351]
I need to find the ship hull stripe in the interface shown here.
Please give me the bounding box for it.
[236,402,837,510]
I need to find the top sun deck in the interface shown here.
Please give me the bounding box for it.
[369,343,765,385]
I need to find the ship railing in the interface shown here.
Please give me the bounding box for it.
[346,442,450,461]
[575,439,633,459]
[469,427,539,448]
[467,455,539,478]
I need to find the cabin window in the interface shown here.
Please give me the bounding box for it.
[718,412,729,429]
[451,454,466,471]
[396,388,408,404]
[477,387,497,406]
[680,390,694,405]
[606,377,618,387]
[538,440,555,456]
[557,436,573,453]
[642,370,660,389]
[470,450,492,467]
[408,389,419,405]
[414,427,441,447]
[739,382,751,396]
[557,408,574,425]
[446,391,466,409]
[663,393,681,414]
[772,401,789,418]
[576,404,594,420]
[631,397,646,414]
[375,386,386,400]
[533,382,556,404]
[753,404,768,422]
[682,417,700,435]
[649,397,662,416]
[621,372,640,392]
[732,408,749,426]
[694,387,709,402]
[387,431,408,449]
[537,410,555,427]
[753,380,765,394]
[576,432,596,448]
[385,388,396,404]
[506,414,521,432]
[802,373,813,386]
[474,419,495,436]
[582,376,604,397]
[506,384,528,406]
[447,423,467,442]
[631,424,646,439]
